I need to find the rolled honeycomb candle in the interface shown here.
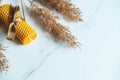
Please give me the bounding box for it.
[0,4,37,44]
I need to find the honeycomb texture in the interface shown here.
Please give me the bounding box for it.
[0,4,37,44]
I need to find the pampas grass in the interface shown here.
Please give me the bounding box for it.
[0,44,9,71]
[29,1,80,48]
[36,0,82,22]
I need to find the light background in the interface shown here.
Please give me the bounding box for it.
[0,0,120,80]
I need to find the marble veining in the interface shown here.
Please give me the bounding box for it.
[0,0,120,80]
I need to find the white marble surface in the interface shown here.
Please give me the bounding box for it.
[0,0,120,80]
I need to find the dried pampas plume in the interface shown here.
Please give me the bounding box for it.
[0,44,9,71]
[36,0,82,22]
[29,1,80,48]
